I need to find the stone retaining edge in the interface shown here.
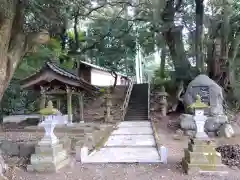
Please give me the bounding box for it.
[88,122,119,155]
[151,120,162,161]
[76,122,119,158]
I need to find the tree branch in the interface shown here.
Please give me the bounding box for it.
[69,6,131,55]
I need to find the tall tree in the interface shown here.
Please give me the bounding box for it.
[195,0,204,72]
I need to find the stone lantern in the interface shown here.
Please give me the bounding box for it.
[27,101,69,172]
[157,86,168,116]
[104,87,114,123]
[188,94,208,139]
[182,95,227,175]
[38,101,59,145]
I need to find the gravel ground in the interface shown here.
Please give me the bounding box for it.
[1,117,240,180]
[12,160,240,180]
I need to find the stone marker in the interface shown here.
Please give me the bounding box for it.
[182,96,228,175]
[184,74,223,115]
[27,101,70,173]
[181,74,230,136]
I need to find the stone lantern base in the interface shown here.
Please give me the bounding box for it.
[27,142,70,173]
[182,138,228,175]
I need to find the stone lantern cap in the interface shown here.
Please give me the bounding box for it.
[39,101,58,115]
[188,94,208,109]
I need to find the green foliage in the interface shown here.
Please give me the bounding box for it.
[99,88,105,93]
[151,67,176,94]
[0,79,39,118]
[3,0,240,115]
[1,38,65,116]
[84,17,136,74]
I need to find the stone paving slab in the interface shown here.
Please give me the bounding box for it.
[85,147,160,163]
[112,126,153,135]
[118,121,151,128]
[105,135,155,146]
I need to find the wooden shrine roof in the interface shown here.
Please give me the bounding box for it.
[20,61,99,94]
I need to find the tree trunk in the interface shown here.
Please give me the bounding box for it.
[0,0,49,101]
[206,17,222,79]
[161,0,191,82]
[111,71,118,93]
[229,30,240,88]
[0,0,21,100]
[207,0,231,90]
[163,27,191,80]
[195,0,204,72]
[160,46,166,78]
[218,0,231,89]
[73,12,79,51]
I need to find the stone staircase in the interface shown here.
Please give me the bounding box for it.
[79,121,161,163]
[78,84,161,163]
[124,83,149,121]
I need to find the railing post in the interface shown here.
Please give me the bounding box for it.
[148,82,150,120]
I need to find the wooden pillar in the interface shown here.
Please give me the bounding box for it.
[40,86,46,109]
[56,98,61,110]
[66,86,73,124]
[78,92,84,123]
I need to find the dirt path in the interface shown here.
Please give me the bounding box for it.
[4,114,240,180]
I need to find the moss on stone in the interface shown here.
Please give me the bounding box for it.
[39,101,58,115]
[188,94,208,109]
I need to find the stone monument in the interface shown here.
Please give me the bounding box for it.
[182,96,228,175]
[27,101,70,173]
[181,74,233,136]
[184,74,223,115]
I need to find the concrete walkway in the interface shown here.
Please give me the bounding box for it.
[82,121,160,163]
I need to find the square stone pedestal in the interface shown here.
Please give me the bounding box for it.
[27,142,70,173]
[182,138,228,175]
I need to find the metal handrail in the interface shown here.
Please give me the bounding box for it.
[121,79,133,121]
[148,82,150,120]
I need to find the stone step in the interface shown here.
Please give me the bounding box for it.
[105,134,155,146]
[124,119,149,122]
[125,115,148,118]
[124,118,149,121]
[128,104,147,107]
[125,116,148,119]
[126,112,148,114]
[118,121,151,127]
[127,106,147,109]
[125,113,148,116]
[112,126,153,135]
[83,147,160,163]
